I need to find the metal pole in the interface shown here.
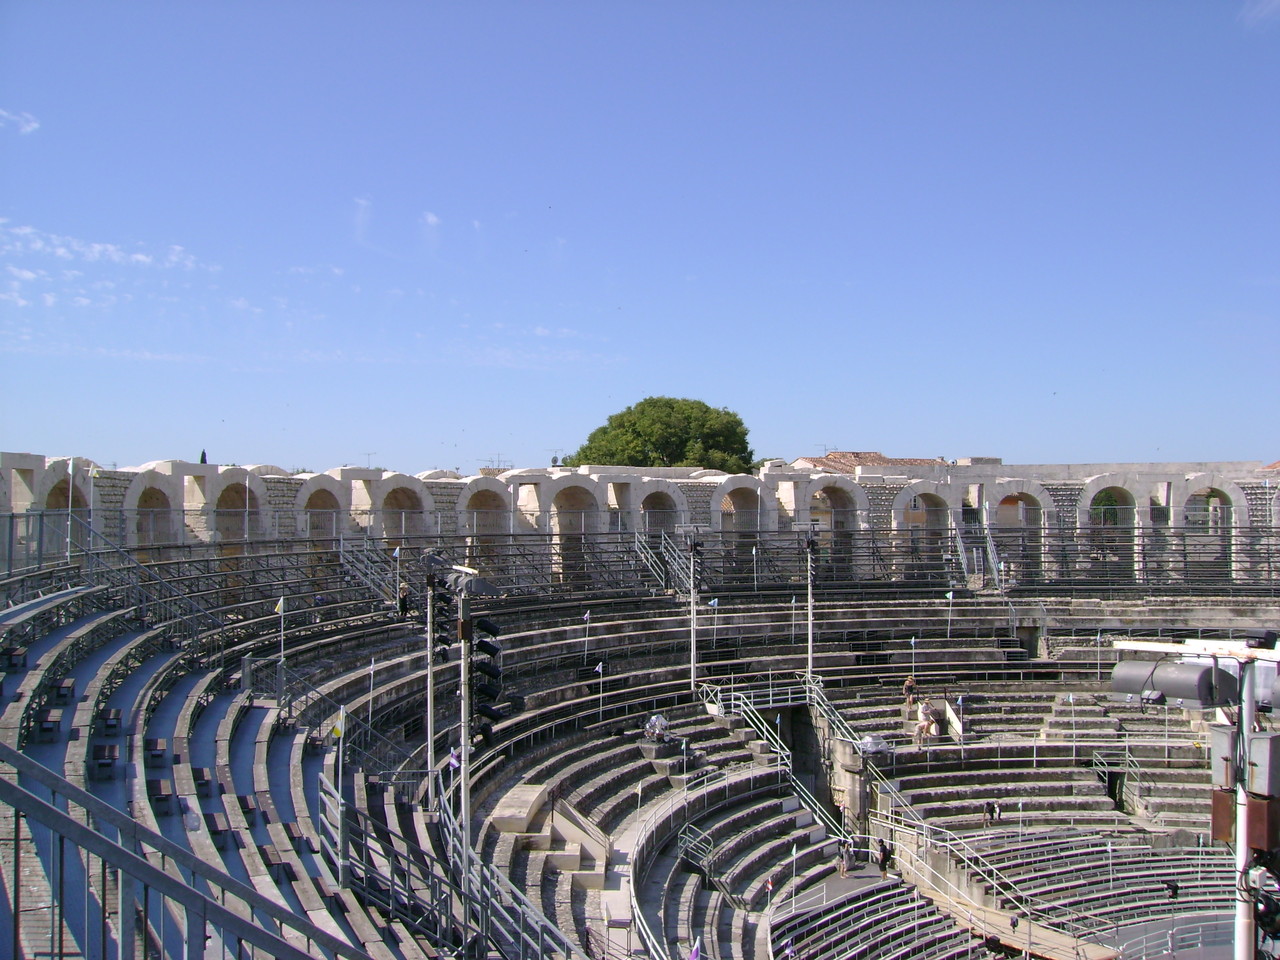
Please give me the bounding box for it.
[426,580,436,810]
[806,538,815,683]
[12,810,20,960]
[337,705,348,886]
[689,546,698,691]
[1236,660,1256,960]
[67,456,74,562]
[459,592,473,911]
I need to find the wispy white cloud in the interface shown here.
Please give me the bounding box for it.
[0,221,213,271]
[0,319,208,360]
[286,264,344,276]
[354,196,372,245]
[229,296,263,314]
[452,342,619,371]
[496,322,600,342]
[423,211,441,227]
[0,109,39,134]
[93,346,206,363]
[1240,0,1280,26]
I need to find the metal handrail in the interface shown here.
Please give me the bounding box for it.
[873,811,1121,948]
[340,537,398,603]
[70,514,224,649]
[702,680,855,844]
[0,742,375,960]
[632,531,668,589]
[433,767,592,960]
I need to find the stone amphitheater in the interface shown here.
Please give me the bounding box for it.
[1,449,1278,960]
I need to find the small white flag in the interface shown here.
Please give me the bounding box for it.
[583,610,591,622]
[275,597,285,615]
[393,546,401,559]
[909,636,916,646]
[594,661,604,675]
[945,591,954,600]
[708,598,718,608]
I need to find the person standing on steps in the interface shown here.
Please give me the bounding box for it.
[878,838,894,879]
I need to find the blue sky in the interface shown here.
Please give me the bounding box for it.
[2,2,1277,475]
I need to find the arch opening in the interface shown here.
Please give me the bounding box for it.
[640,492,679,537]
[992,493,1044,584]
[303,489,340,539]
[1183,486,1233,580]
[214,482,259,544]
[136,487,174,546]
[1086,487,1136,581]
[382,487,426,540]
[551,486,598,585]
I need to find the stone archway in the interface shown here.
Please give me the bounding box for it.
[214,481,258,543]
[1182,485,1233,581]
[720,487,761,583]
[808,484,858,532]
[1086,486,1136,581]
[992,492,1044,584]
[381,486,425,540]
[136,487,173,546]
[721,487,760,534]
[640,491,679,536]
[551,485,597,536]
[43,475,90,554]
[809,484,860,581]
[466,489,509,536]
[303,488,340,538]
[551,485,598,586]
[463,488,510,570]
[904,491,949,580]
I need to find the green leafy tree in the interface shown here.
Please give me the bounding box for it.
[564,397,754,473]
